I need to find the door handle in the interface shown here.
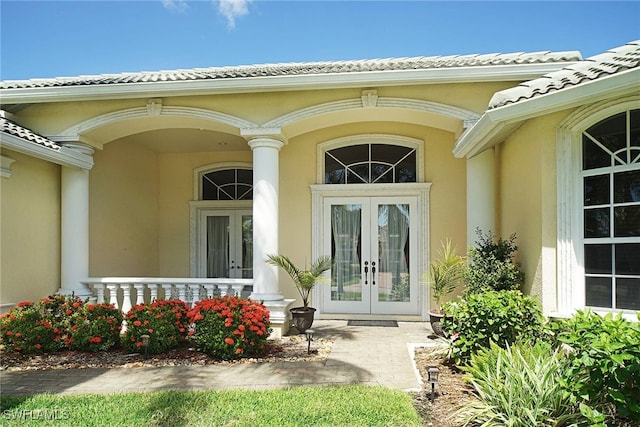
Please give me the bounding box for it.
[364,261,368,285]
[371,261,376,285]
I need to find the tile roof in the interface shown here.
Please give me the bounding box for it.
[488,40,640,109]
[0,116,61,151]
[0,51,581,89]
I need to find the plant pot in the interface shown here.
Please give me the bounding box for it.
[290,306,316,333]
[428,311,446,337]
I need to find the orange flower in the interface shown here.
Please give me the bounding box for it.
[224,337,234,345]
[133,320,142,327]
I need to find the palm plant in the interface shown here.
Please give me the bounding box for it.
[266,254,332,308]
[427,238,465,313]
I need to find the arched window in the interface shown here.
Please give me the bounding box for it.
[201,168,252,200]
[324,142,417,184]
[582,109,640,310]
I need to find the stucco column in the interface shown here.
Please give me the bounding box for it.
[466,148,496,246]
[59,143,94,297]
[248,137,285,301]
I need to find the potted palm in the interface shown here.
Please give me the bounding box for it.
[426,239,465,336]
[266,254,332,333]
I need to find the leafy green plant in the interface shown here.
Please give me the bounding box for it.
[0,301,60,353]
[426,238,465,313]
[549,310,640,424]
[442,290,544,365]
[464,229,524,294]
[457,342,583,427]
[123,299,190,354]
[187,296,271,360]
[68,303,123,352]
[266,254,332,307]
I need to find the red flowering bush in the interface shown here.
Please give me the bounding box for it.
[0,301,60,354]
[187,296,271,360]
[123,299,190,354]
[68,303,123,352]
[38,293,86,347]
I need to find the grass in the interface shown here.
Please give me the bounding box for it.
[0,385,422,427]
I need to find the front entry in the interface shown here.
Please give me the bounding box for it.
[323,197,419,314]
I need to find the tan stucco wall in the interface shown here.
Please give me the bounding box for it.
[498,110,572,312]
[89,139,160,276]
[0,149,61,307]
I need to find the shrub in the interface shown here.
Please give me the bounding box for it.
[549,310,640,423]
[0,301,60,353]
[38,293,86,347]
[187,296,271,360]
[464,229,524,294]
[68,303,123,352]
[442,290,544,365]
[123,299,190,354]
[457,342,583,427]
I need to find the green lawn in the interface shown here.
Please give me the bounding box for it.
[0,385,422,427]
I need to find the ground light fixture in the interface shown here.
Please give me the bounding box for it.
[140,334,150,359]
[305,329,315,354]
[427,366,440,401]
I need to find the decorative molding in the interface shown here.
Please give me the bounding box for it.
[0,133,93,170]
[1,155,15,178]
[361,90,378,108]
[146,98,162,116]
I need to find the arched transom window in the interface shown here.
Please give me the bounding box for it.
[582,109,640,311]
[324,143,417,184]
[201,168,253,200]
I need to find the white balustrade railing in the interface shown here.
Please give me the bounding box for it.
[82,277,253,315]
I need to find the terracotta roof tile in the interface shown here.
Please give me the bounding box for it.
[0,116,61,151]
[0,51,581,89]
[488,40,640,109]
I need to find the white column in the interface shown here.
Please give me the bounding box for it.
[466,148,496,246]
[248,137,285,301]
[59,143,94,297]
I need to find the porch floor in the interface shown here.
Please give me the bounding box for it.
[0,320,444,395]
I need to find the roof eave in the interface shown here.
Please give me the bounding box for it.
[0,133,94,170]
[453,68,640,158]
[0,62,577,105]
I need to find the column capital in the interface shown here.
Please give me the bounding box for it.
[247,137,285,151]
[240,127,287,148]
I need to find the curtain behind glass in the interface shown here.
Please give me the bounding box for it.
[331,205,361,300]
[207,216,229,278]
[379,204,410,301]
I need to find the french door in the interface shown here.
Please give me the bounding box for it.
[323,197,419,314]
[197,209,253,279]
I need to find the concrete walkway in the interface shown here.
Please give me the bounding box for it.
[0,320,443,396]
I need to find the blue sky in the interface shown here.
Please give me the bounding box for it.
[1,1,639,80]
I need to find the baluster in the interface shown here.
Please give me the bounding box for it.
[203,284,215,300]
[149,284,158,302]
[121,284,133,316]
[106,284,120,310]
[94,283,106,305]
[160,283,173,301]
[231,284,244,297]
[175,284,187,303]
[134,284,146,306]
[218,283,230,297]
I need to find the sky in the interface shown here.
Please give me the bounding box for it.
[1,1,639,81]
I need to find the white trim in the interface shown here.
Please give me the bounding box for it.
[454,68,640,158]
[0,133,93,170]
[264,97,479,129]
[1,154,16,178]
[556,96,640,316]
[316,134,425,184]
[0,62,577,104]
[310,182,431,319]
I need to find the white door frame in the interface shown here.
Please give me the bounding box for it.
[310,183,431,319]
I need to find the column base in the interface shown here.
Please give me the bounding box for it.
[262,298,296,339]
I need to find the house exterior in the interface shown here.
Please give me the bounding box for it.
[1,40,638,336]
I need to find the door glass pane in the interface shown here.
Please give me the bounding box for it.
[614,206,640,237]
[241,215,253,279]
[377,204,410,302]
[207,216,229,278]
[330,205,362,301]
